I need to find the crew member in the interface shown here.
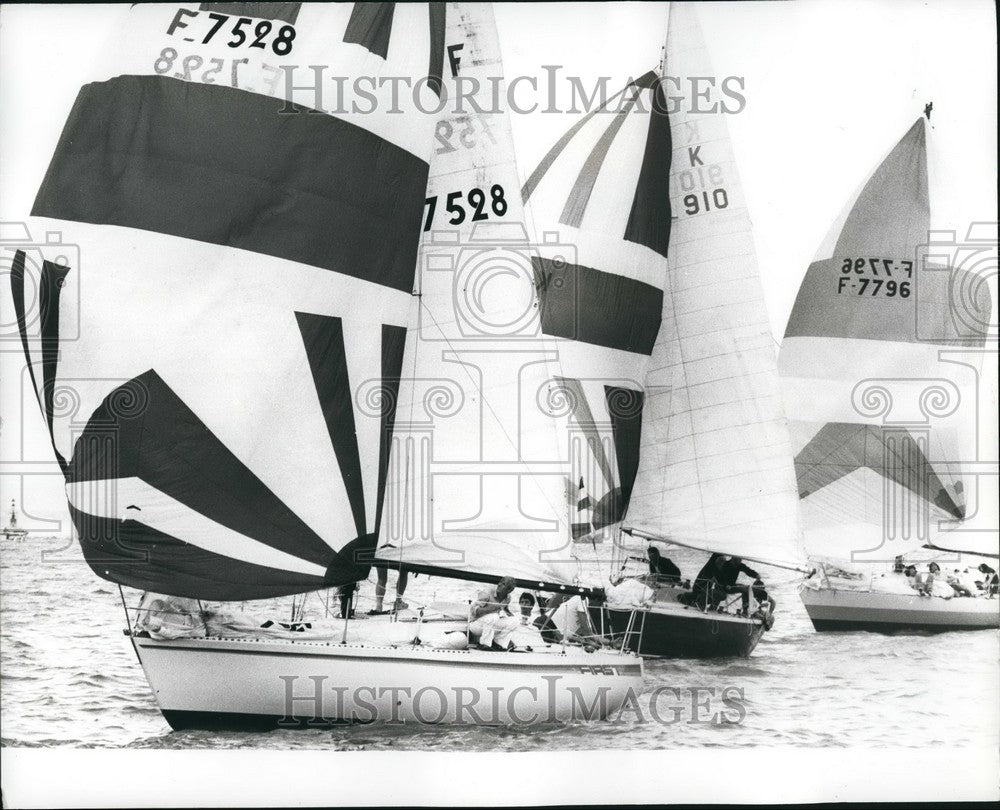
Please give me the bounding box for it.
[647,546,682,584]
[468,577,519,649]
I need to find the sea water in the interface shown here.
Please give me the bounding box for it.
[1,536,997,750]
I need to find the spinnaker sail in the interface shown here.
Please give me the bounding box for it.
[778,115,995,562]
[10,2,444,599]
[519,6,672,546]
[625,2,805,571]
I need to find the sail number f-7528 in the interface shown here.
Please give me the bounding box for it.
[166,8,296,56]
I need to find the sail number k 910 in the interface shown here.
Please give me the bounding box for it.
[837,257,912,297]
[166,8,296,56]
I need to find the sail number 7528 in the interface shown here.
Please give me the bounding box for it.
[423,185,508,231]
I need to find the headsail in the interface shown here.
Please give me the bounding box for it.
[373,3,583,590]
[625,2,805,571]
[519,10,672,546]
[778,115,995,562]
[9,2,443,599]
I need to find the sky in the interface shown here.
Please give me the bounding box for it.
[0,1,997,530]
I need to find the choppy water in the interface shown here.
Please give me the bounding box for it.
[2,537,997,749]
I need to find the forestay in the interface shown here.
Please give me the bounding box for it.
[625,2,805,570]
[9,2,443,599]
[778,116,995,562]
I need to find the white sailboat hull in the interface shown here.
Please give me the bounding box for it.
[800,587,1000,632]
[131,634,645,727]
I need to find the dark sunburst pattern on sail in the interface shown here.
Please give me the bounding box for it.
[70,506,330,601]
[604,385,645,519]
[10,251,70,474]
[296,312,366,539]
[32,75,428,293]
[68,370,339,566]
[532,257,663,354]
[375,325,407,537]
[343,2,396,59]
[13,2,440,601]
[198,2,302,24]
[624,76,672,258]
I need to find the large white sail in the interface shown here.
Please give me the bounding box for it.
[374,3,581,587]
[625,2,805,570]
[778,115,995,562]
[518,6,672,547]
[9,2,443,599]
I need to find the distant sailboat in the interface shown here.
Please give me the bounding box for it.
[9,2,643,728]
[605,2,811,658]
[779,113,999,631]
[2,499,28,541]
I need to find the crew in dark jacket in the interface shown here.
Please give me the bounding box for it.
[691,553,727,609]
[716,556,760,614]
[692,554,760,613]
[647,546,682,584]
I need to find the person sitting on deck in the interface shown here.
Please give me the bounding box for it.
[977,563,998,597]
[533,593,597,649]
[946,568,975,597]
[912,564,935,597]
[518,591,536,624]
[647,546,682,585]
[468,577,520,650]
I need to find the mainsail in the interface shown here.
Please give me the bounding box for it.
[373,3,583,589]
[9,2,443,599]
[625,2,806,571]
[778,115,996,562]
[519,10,672,545]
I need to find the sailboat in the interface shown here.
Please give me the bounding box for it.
[779,112,999,631]
[8,2,642,728]
[591,2,812,658]
[2,499,29,541]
